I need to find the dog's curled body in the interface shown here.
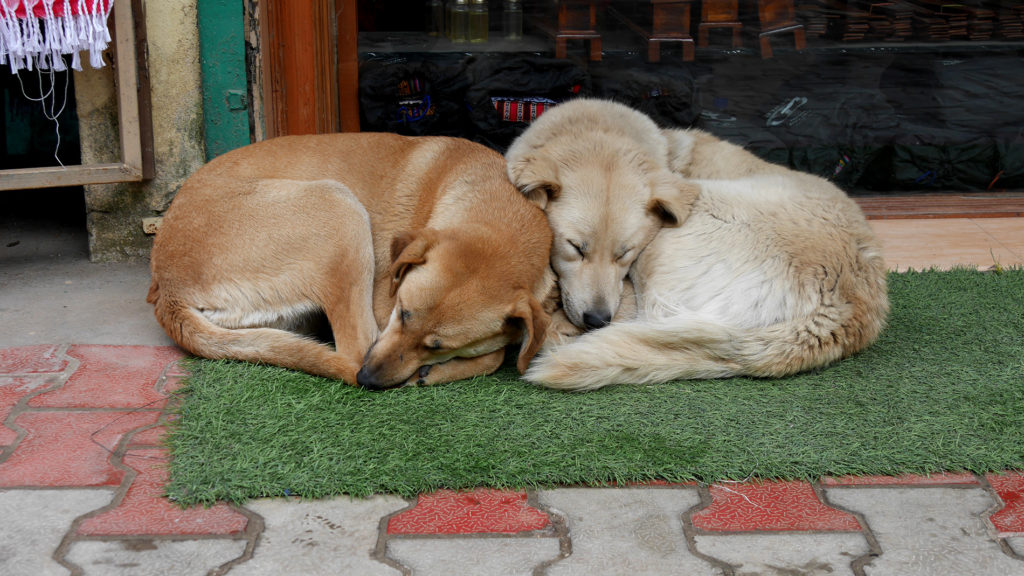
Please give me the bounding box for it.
[529,171,888,388]
[506,99,888,390]
[149,177,374,377]
[149,133,554,388]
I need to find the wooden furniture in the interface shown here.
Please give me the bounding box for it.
[614,0,696,62]
[699,0,744,48]
[535,1,604,61]
[755,0,807,58]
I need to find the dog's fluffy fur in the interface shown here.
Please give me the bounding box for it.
[148,133,553,389]
[506,99,889,390]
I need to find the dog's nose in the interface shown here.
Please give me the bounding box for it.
[582,310,611,331]
[356,365,389,390]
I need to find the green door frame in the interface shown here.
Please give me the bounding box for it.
[197,0,251,160]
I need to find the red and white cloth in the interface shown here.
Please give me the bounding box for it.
[0,0,114,73]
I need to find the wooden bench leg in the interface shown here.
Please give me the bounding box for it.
[556,37,567,58]
[648,39,661,62]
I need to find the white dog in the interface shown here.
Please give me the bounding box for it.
[506,99,889,390]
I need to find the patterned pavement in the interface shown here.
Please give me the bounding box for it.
[3,215,1024,574]
[1,344,1023,575]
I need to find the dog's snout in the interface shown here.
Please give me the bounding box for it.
[356,365,390,391]
[582,309,612,331]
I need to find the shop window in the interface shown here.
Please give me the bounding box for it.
[349,0,1024,195]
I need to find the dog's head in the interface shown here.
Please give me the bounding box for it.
[507,136,698,331]
[356,227,551,390]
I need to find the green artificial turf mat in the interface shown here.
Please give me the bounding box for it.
[166,268,1024,505]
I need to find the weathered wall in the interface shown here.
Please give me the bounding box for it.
[75,0,205,262]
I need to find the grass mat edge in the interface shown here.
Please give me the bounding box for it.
[166,268,1024,505]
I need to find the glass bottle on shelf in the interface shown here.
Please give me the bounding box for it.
[469,0,489,43]
[445,0,451,38]
[503,0,522,40]
[449,0,469,43]
[426,0,444,36]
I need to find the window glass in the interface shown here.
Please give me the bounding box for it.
[357,0,1024,194]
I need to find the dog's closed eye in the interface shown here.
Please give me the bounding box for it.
[425,339,444,351]
[567,240,587,259]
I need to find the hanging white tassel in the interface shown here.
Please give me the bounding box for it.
[59,0,83,70]
[87,0,111,69]
[1,0,17,68]
[41,0,58,70]
[0,14,13,69]
[59,0,74,47]
[0,0,110,73]
[22,0,41,67]
[23,16,40,71]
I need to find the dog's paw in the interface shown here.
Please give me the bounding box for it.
[543,309,583,348]
[543,282,563,315]
[404,364,432,387]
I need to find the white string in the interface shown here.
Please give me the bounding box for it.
[14,61,70,167]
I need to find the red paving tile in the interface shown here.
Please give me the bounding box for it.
[1,376,49,445]
[987,471,1024,536]
[77,448,248,536]
[617,479,699,488]
[127,425,170,447]
[822,472,979,486]
[0,411,161,487]
[692,480,861,532]
[0,345,67,374]
[388,488,550,535]
[162,367,188,394]
[4,344,1021,544]
[28,345,183,409]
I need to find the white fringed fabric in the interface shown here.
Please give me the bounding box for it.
[0,0,114,73]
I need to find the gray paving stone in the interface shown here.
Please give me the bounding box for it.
[0,489,113,576]
[230,495,407,576]
[538,487,719,575]
[827,486,1024,576]
[66,539,247,576]
[387,537,562,575]
[0,253,172,348]
[1007,537,1024,559]
[693,532,869,576]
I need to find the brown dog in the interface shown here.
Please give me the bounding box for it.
[148,133,554,389]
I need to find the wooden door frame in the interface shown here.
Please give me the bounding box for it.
[259,0,359,137]
[336,0,360,132]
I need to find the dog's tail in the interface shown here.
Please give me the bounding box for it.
[148,281,361,383]
[525,292,888,391]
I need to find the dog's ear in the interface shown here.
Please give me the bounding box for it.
[507,291,551,374]
[648,172,700,228]
[390,232,417,264]
[661,128,697,174]
[389,230,436,297]
[522,183,560,210]
[507,153,560,210]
